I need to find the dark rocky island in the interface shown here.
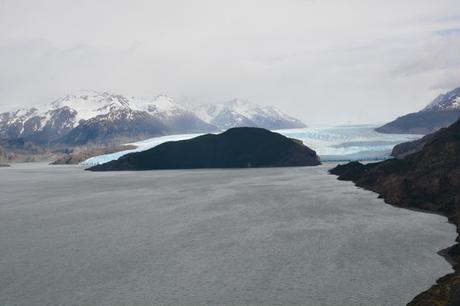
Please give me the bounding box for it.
[88,127,320,171]
[331,118,460,306]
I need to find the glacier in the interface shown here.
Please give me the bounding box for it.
[81,125,422,166]
[82,133,204,166]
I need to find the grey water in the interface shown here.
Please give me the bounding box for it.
[0,163,455,306]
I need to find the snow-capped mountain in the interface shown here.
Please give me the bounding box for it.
[194,98,306,130]
[0,91,215,145]
[423,86,460,112]
[0,92,306,146]
[376,86,460,134]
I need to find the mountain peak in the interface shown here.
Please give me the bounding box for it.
[0,91,213,145]
[193,99,306,130]
[226,98,253,106]
[0,91,305,146]
[423,86,460,112]
[50,91,131,122]
[376,85,460,134]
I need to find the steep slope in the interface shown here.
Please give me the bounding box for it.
[376,87,460,135]
[194,98,306,130]
[133,95,216,134]
[0,138,56,162]
[331,118,460,306]
[88,127,320,171]
[391,132,438,159]
[56,109,170,145]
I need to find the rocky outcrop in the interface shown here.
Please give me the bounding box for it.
[331,118,460,306]
[88,127,320,171]
[0,146,9,167]
[51,145,136,165]
[0,138,56,162]
[391,132,437,159]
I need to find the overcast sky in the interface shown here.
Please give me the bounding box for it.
[1,0,460,124]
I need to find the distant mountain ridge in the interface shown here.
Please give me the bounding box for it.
[376,86,460,134]
[423,87,460,111]
[0,91,305,146]
[0,91,214,145]
[193,98,306,130]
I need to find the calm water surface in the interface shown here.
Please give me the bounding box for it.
[0,163,455,306]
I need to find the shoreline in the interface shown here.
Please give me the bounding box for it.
[331,170,460,305]
[389,203,460,305]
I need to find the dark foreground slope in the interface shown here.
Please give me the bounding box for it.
[88,127,320,171]
[330,119,460,306]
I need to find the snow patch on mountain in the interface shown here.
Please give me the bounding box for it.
[0,91,208,143]
[194,98,306,130]
[0,92,306,145]
[423,86,460,112]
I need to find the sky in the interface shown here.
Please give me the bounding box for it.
[1,0,460,125]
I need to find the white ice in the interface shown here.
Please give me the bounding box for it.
[81,125,423,166]
[82,133,204,166]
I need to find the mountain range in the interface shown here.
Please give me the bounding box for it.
[193,99,305,130]
[376,86,460,134]
[0,91,306,146]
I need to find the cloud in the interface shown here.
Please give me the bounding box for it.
[0,0,460,124]
[434,27,460,36]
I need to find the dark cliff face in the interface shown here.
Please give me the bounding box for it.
[88,127,320,171]
[331,118,460,306]
[390,122,460,159]
[391,133,435,159]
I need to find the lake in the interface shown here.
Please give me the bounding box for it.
[0,163,454,305]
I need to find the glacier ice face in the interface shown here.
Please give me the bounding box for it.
[278,125,422,161]
[81,133,203,166]
[81,125,423,166]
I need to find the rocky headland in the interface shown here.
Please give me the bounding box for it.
[330,118,460,305]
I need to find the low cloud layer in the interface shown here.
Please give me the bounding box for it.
[1,0,460,124]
